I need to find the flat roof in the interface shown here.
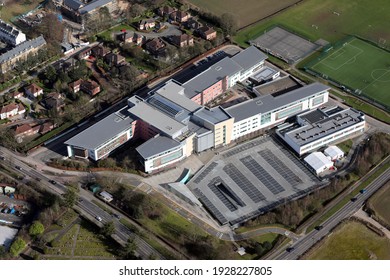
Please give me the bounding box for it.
[231,46,268,70]
[128,101,187,137]
[281,107,365,147]
[154,80,201,112]
[254,76,301,96]
[194,106,231,125]
[304,152,333,171]
[183,57,243,99]
[226,83,329,122]
[136,135,181,159]
[251,66,278,81]
[65,107,133,150]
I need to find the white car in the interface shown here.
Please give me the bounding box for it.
[95,216,102,222]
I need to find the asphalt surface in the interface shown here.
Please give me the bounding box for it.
[273,165,390,260]
[0,149,164,260]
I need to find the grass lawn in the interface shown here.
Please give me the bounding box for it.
[234,0,390,47]
[369,182,390,225]
[309,38,390,108]
[330,91,390,123]
[186,0,300,28]
[250,233,280,244]
[306,221,390,259]
[0,0,43,23]
[337,139,353,155]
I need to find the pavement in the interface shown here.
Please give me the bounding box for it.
[353,207,390,239]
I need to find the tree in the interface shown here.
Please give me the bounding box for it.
[100,221,115,237]
[29,221,45,237]
[219,13,238,36]
[62,188,77,208]
[255,243,265,256]
[9,238,26,257]
[121,238,138,259]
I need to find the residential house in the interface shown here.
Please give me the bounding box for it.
[24,83,43,98]
[170,10,190,23]
[12,92,23,99]
[158,6,176,17]
[144,38,166,55]
[197,26,217,40]
[42,92,65,112]
[171,34,194,48]
[133,33,144,45]
[14,124,39,138]
[68,79,82,93]
[117,30,134,43]
[138,19,156,30]
[39,122,55,134]
[91,45,110,58]
[81,80,100,96]
[77,47,92,60]
[184,18,201,30]
[104,53,126,67]
[0,103,25,119]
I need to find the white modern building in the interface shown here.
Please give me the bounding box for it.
[324,146,345,161]
[276,106,365,156]
[0,19,26,46]
[304,152,334,175]
[226,83,330,140]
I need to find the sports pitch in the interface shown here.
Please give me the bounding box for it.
[308,38,390,108]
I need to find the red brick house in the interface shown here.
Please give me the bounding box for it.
[24,83,43,98]
[68,79,82,93]
[158,6,176,17]
[91,45,110,58]
[138,19,156,30]
[197,26,217,40]
[81,80,100,96]
[14,124,39,138]
[104,53,126,66]
[144,38,166,55]
[0,103,25,119]
[171,34,194,48]
[170,10,190,23]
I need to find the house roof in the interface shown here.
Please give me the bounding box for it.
[0,35,46,64]
[198,26,215,35]
[145,38,165,50]
[64,0,84,10]
[15,124,32,135]
[25,83,43,94]
[65,107,134,150]
[82,80,100,90]
[136,135,182,159]
[226,83,330,122]
[69,79,82,88]
[231,46,268,72]
[1,103,18,114]
[304,152,333,172]
[39,122,54,134]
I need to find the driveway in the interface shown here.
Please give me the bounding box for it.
[137,23,182,39]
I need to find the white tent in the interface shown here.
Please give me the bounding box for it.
[304,152,334,175]
[324,146,345,161]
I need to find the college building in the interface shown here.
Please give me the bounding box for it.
[61,0,118,23]
[0,19,26,46]
[0,36,46,74]
[65,46,336,173]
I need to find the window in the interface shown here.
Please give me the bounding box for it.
[276,104,303,120]
[260,112,271,125]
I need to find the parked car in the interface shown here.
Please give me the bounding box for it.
[95,216,102,222]
[351,197,358,202]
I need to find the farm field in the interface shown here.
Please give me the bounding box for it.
[308,38,390,108]
[0,0,43,23]
[185,0,300,28]
[306,221,390,260]
[369,182,390,226]
[234,0,390,47]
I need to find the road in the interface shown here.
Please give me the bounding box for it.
[272,166,390,260]
[0,149,164,260]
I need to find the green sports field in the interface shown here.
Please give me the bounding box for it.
[308,38,390,108]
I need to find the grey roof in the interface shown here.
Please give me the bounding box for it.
[64,0,84,10]
[128,101,187,137]
[65,107,134,150]
[183,57,243,99]
[226,83,330,122]
[154,80,201,112]
[0,35,46,64]
[231,46,267,71]
[79,0,113,14]
[281,107,365,147]
[136,135,181,159]
[188,121,210,136]
[193,106,231,125]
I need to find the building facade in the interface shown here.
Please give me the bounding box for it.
[0,19,26,46]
